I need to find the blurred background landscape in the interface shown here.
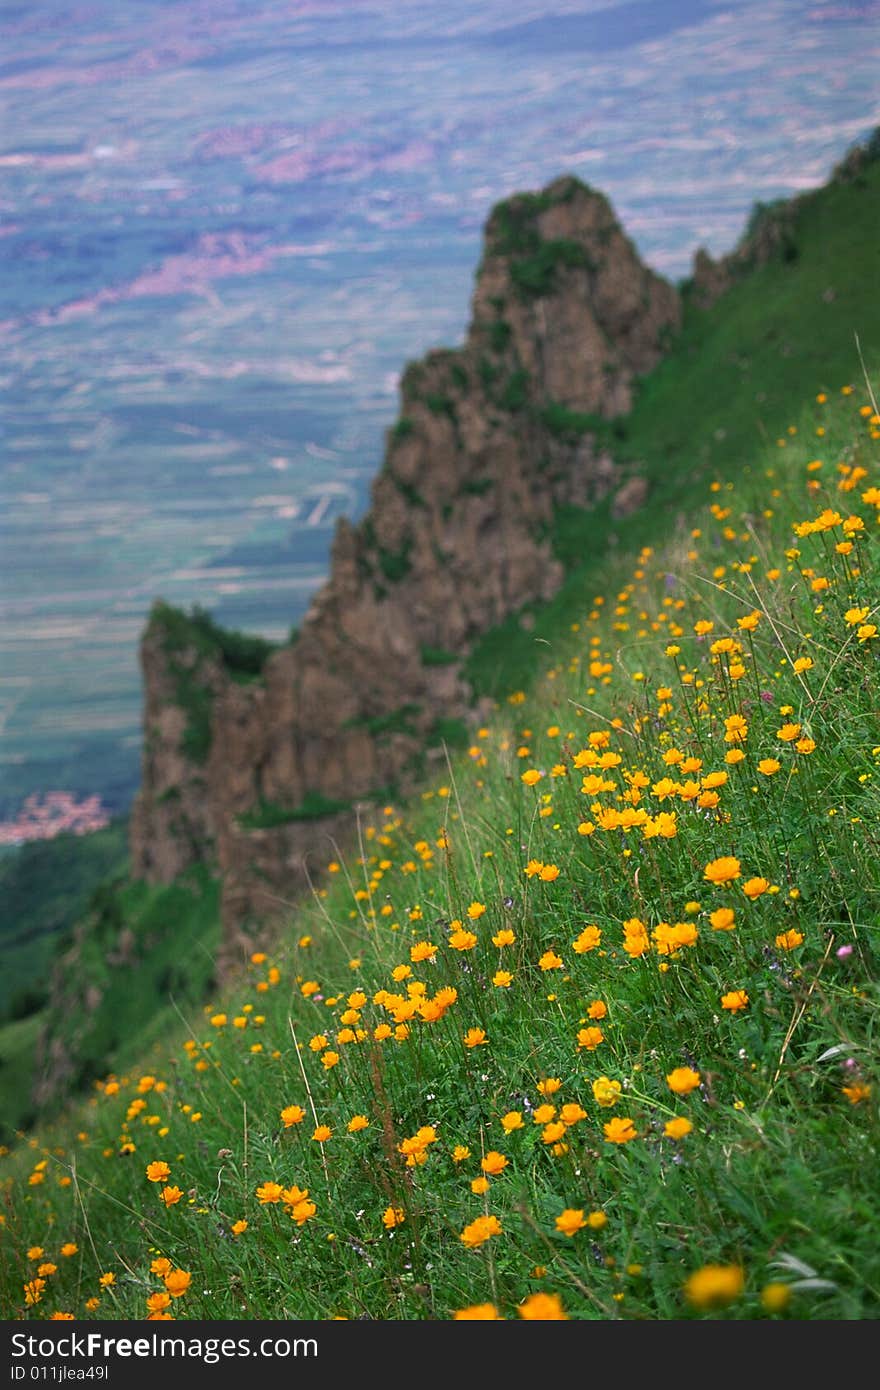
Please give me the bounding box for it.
[1,0,878,826]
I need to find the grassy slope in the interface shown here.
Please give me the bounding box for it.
[0,823,130,1137]
[2,382,876,1322]
[1,151,878,1323]
[0,865,222,1146]
[0,821,129,1019]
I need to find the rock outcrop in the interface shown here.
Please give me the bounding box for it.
[130,175,681,973]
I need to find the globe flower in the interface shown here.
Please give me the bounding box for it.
[573,925,602,953]
[775,929,804,951]
[622,918,650,957]
[518,1292,568,1320]
[163,1270,191,1299]
[145,1161,171,1184]
[721,989,749,1013]
[844,606,869,625]
[592,1076,622,1108]
[541,1121,567,1144]
[555,1208,587,1237]
[683,1263,744,1310]
[460,1215,502,1249]
[742,877,770,900]
[842,1083,871,1104]
[704,857,741,885]
[724,714,748,743]
[709,907,736,932]
[603,1116,638,1144]
[290,1199,316,1226]
[664,1117,693,1140]
[559,1103,587,1125]
[449,929,478,951]
[480,1151,508,1176]
[666,1067,701,1096]
[761,1283,792,1314]
[453,1303,502,1319]
[410,941,437,963]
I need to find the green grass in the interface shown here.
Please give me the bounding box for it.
[509,239,595,299]
[2,146,879,1323]
[376,540,413,584]
[15,866,221,1143]
[420,646,460,666]
[152,602,278,763]
[237,793,354,830]
[481,180,597,302]
[2,383,878,1322]
[345,703,422,738]
[539,401,609,439]
[0,821,129,1020]
[0,1011,45,1140]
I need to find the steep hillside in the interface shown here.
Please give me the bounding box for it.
[0,822,128,1137]
[4,375,878,1321]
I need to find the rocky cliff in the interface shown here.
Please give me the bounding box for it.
[130,175,681,972]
